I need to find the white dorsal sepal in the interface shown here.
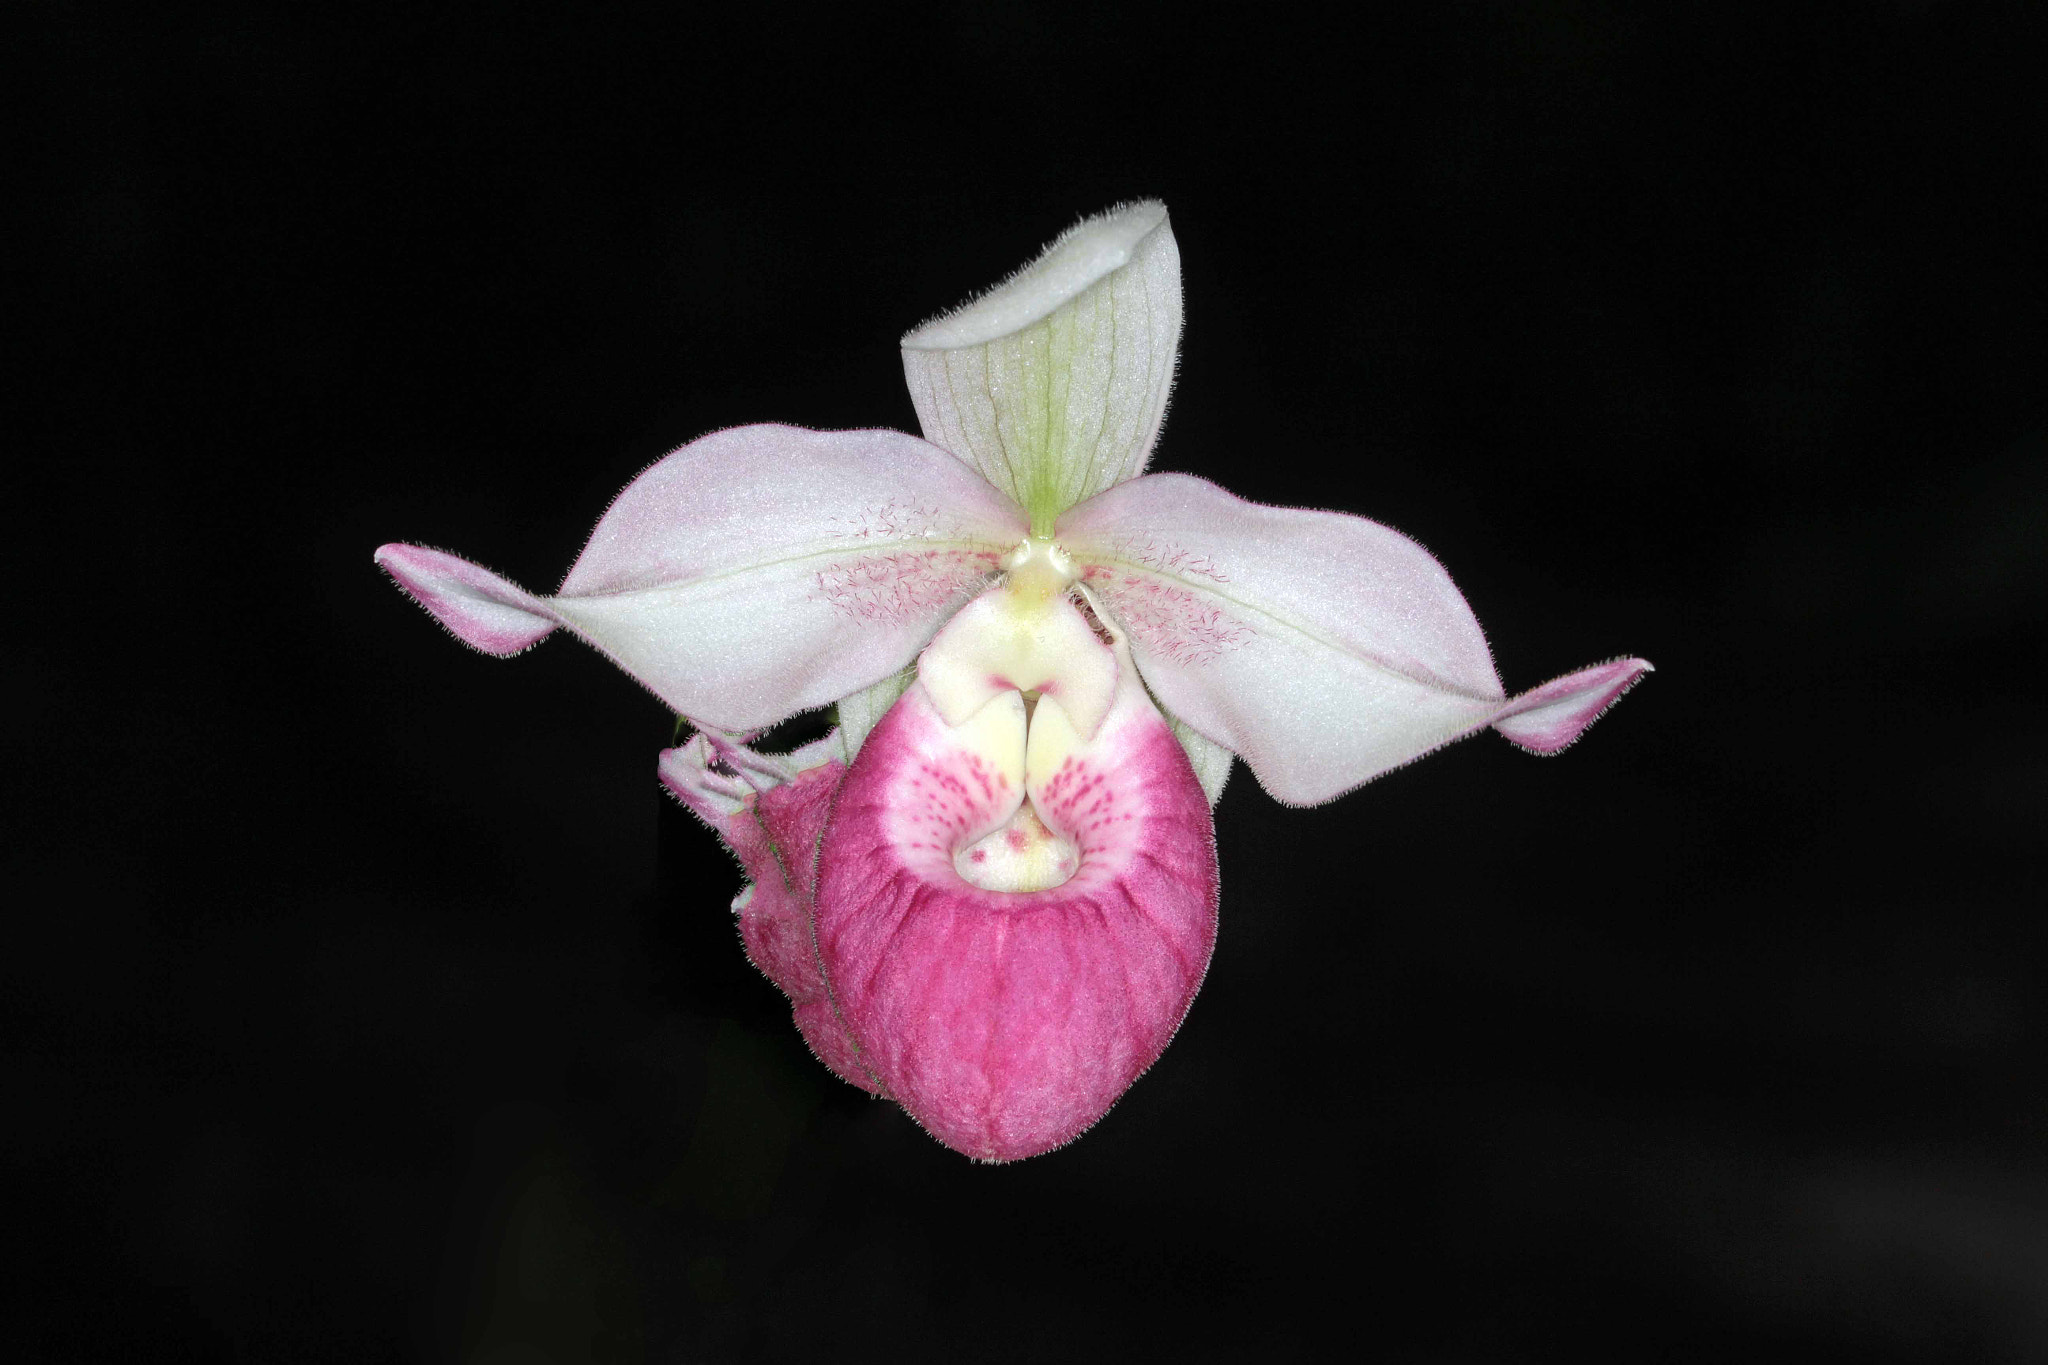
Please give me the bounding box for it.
[900,201,1182,536]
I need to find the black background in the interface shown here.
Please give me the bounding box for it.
[16,3,2047,1361]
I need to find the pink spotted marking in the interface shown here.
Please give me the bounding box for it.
[813,546,1000,624]
[828,500,951,541]
[908,756,997,840]
[811,502,1000,623]
[1088,534,1231,584]
[1087,572,1252,667]
[965,752,1000,803]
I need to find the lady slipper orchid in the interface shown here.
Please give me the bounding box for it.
[376,201,1650,1161]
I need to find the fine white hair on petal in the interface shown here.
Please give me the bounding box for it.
[902,200,1171,350]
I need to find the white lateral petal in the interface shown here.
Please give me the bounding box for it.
[380,425,1026,730]
[1061,474,1643,806]
[901,201,1181,533]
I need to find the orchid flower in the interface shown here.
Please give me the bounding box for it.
[376,201,1650,1162]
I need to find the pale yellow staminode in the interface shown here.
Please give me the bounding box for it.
[918,538,1116,742]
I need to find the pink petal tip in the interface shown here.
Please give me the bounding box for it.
[1492,656,1653,755]
[374,543,556,656]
